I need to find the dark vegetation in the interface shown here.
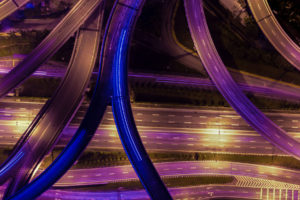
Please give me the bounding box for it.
[0,31,74,62]
[35,149,300,171]
[268,0,300,44]
[130,80,300,110]
[17,77,61,97]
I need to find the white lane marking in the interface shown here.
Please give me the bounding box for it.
[288,142,294,147]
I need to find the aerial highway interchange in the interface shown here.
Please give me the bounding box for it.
[0,0,299,199]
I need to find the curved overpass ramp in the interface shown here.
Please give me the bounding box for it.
[0,0,29,21]
[247,0,300,69]
[6,1,171,199]
[0,0,101,98]
[0,0,104,197]
[184,0,300,160]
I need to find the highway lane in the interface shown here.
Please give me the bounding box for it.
[4,98,300,155]
[2,160,293,199]
[247,0,300,69]
[185,0,300,160]
[7,160,300,199]
[0,0,29,21]
[31,160,300,196]
[0,2,104,196]
[36,186,266,200]
[34,186,300,200]
[0,185,267,200]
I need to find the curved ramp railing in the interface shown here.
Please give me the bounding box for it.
[184,0,300,160]
[247,0,300,69]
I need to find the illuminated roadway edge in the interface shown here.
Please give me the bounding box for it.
[7,0,170,199]
[184,0,300,160]
[0,3,104,197]
[0,0,29,21]
[247,0,300,70]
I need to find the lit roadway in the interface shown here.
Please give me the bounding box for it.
[18,161,300,199]
[185,0,300,160]
[3,98,300,155]
[48,161,300,187]
[247,0,300,69]
[0,185,270,200]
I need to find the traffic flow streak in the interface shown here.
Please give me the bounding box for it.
[0,0,102,98]
[247,0,300,69]
[185,0,300,160]
[0,0,29,21]
[0,4,104,197]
